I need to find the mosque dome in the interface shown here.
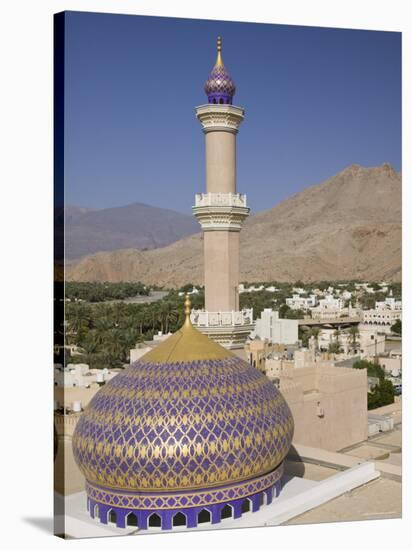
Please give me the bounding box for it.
[72,296,294,530]
[204,36,236,104]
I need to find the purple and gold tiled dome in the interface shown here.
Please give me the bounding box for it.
[72,296,294,530]
[204,36,236,104]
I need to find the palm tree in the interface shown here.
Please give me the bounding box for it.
[333,328,341,351]
[311,327,320,351]
[66,303,91,344]
[78,330,100,365]
[348,325,360,352]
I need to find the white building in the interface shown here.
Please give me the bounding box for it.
[318,295,345,310]
[54,363,118,388]
[317,327,385,358]
[375,296,402,311]
[310,295,351,320]
[378,353,402,377]
[238,284,265,293]
[178,287,200,296]
[265,285,280,293]
[292,287,306,295]
[286,294,317,310]
[341,290,353,301]
[253,309,298,345]
[361,308,401,333]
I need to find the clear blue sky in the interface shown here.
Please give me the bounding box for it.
[63,11,401,215]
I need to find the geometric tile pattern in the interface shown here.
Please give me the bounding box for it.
[72,356,294,493]
[204,64,236,104]
[85,462,284,510]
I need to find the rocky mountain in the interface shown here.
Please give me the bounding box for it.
[63,203,199,259]
[66,164,401,284]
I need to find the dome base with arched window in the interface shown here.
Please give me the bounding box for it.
[86,463,283,530]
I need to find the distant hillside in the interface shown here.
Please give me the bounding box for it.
[66,164,401,284]
[63,203,199,259]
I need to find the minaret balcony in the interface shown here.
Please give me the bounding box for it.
[192,193,249,231]
[195,104,245,134]
[195,192,247,208]
[191,309,254,328]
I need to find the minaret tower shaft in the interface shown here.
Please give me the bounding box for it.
[191,37,253,348]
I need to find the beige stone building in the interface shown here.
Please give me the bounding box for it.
[55,410,84,495]
[54,382,103,495]
[279,365,368,451]
[247,341,369,451]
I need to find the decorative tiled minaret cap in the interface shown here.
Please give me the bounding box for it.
[204,36,236,104]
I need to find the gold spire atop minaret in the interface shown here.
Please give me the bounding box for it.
[215,36,223,67]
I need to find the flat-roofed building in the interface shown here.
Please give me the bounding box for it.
[277,365,368,451]
[253,308,298,345]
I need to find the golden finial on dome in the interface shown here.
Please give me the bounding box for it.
[184,293,192,326]
[215,36,223,67]
[139,291,233,363]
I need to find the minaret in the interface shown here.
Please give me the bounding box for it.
[191,37,253,348]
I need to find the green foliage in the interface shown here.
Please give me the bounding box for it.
[388,282,401,299]
[65,282,149,302]
[352,359,385,379]
[357,291,387,310]
[285,308,305,319]
[239,290,276,318]
[65,289,205,369]
[328,342,341,354]
[370,282,381,291]
[352,359,395,409]
[298,327,309,347]
[278,304,305,319]
[368,379,395,410]
[391,319,402,335]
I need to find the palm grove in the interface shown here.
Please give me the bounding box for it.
[63,286,205,369]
